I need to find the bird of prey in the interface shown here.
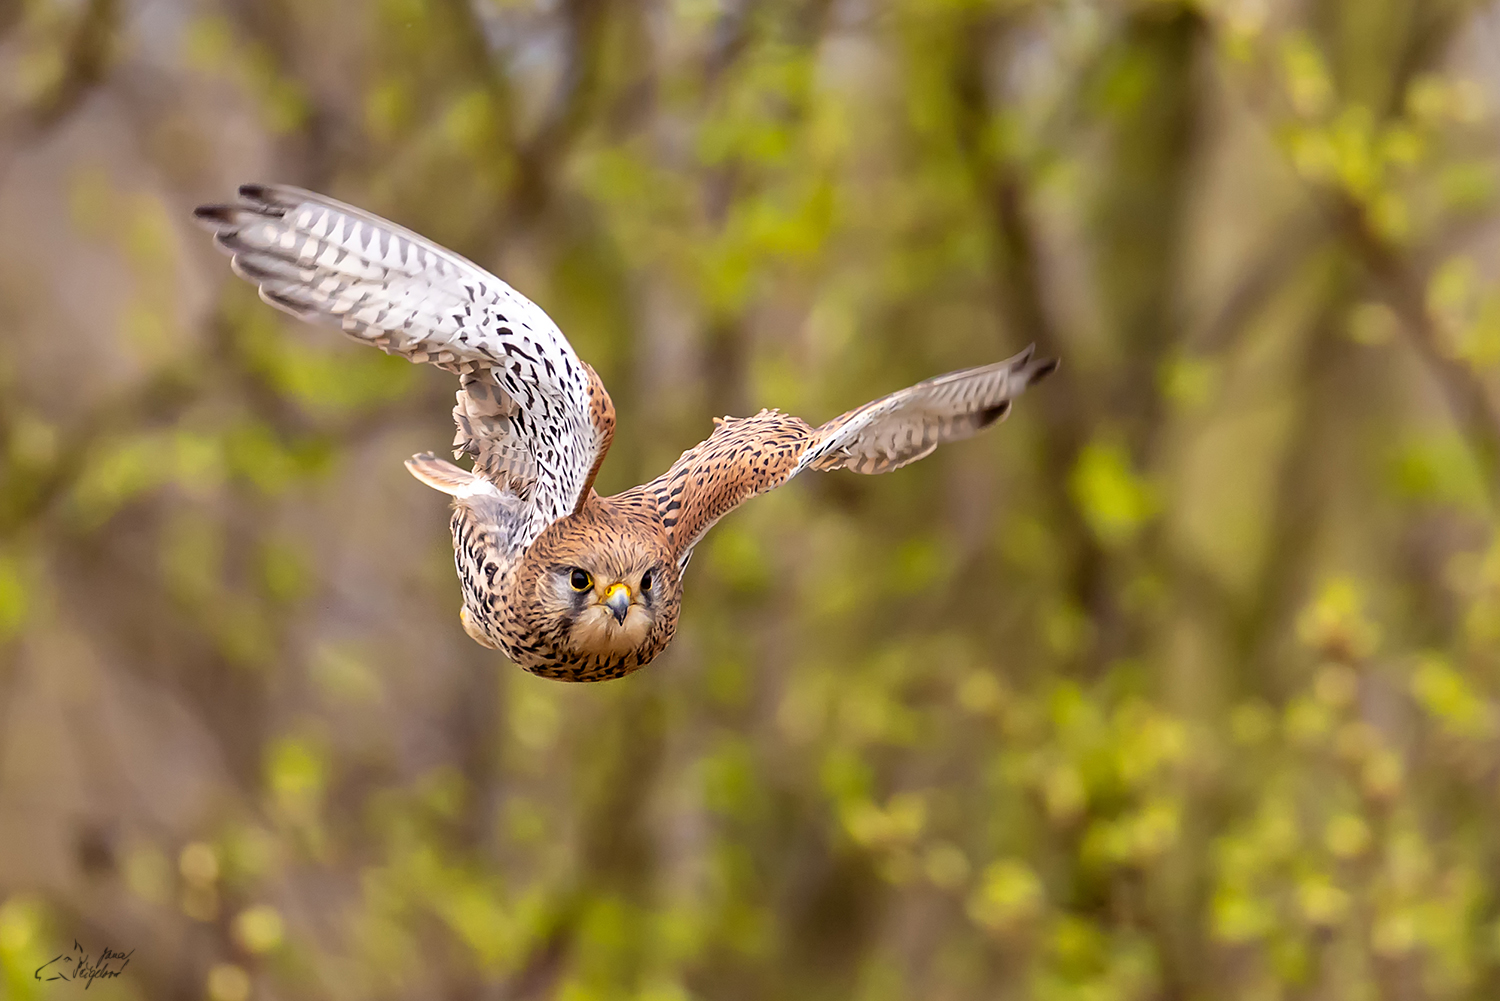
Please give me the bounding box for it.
[194,185,1056,681]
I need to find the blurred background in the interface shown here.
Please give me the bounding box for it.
[2,0,1500,999]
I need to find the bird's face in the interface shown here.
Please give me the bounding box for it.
[501,503,683,677]
[540,557,673,659]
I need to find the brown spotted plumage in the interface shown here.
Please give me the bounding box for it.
[195,185,1056,680]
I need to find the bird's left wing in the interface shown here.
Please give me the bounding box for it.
[194,184,613,551]
[649,347,1056,567]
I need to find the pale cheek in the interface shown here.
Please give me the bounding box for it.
[569,606,655,655]
[536,581,580,619]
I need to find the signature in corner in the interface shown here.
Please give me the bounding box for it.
[34,941,133,989]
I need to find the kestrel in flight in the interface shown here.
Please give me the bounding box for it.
[195,185,1056,681]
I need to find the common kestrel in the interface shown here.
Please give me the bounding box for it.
[195,185,1056,681]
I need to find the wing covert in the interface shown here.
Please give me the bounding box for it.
[648,410,816,568]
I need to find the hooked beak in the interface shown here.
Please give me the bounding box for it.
[602,582,632,624]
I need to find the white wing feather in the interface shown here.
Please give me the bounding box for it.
[195,184,600,553]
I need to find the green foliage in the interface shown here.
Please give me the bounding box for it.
[6,0,1500,999]
[1070,440,1158,548]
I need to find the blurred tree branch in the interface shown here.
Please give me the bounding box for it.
[26,0,118,130]
[1340,198,1500,503]
[0,0,119,188]
[8,2,1500,999]
[949,8,1105,671]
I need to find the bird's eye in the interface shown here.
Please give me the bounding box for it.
[569,568,593,592]
[641,569,654,592]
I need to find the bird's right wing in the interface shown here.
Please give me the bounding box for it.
[648,347,1056,568]
[194,184,615,555]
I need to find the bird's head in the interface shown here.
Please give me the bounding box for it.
[520,520,681,671]
[541,558,671,656]
[535,548,678,665]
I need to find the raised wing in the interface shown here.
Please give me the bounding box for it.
[194,184,613,552]
[648,347,1056,566]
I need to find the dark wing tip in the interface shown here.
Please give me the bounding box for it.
[197,183,305,230]
[237,183,307,214]
[195,184,287,227]
[237,182,275,204]
[1025,356,1059,385]
[191,204,236,227]
[977,400,1012,428]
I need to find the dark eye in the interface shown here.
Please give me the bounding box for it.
[569,568,593,592]
[641,569,654,592]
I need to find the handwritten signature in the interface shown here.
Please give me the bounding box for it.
[34,941,133,989]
